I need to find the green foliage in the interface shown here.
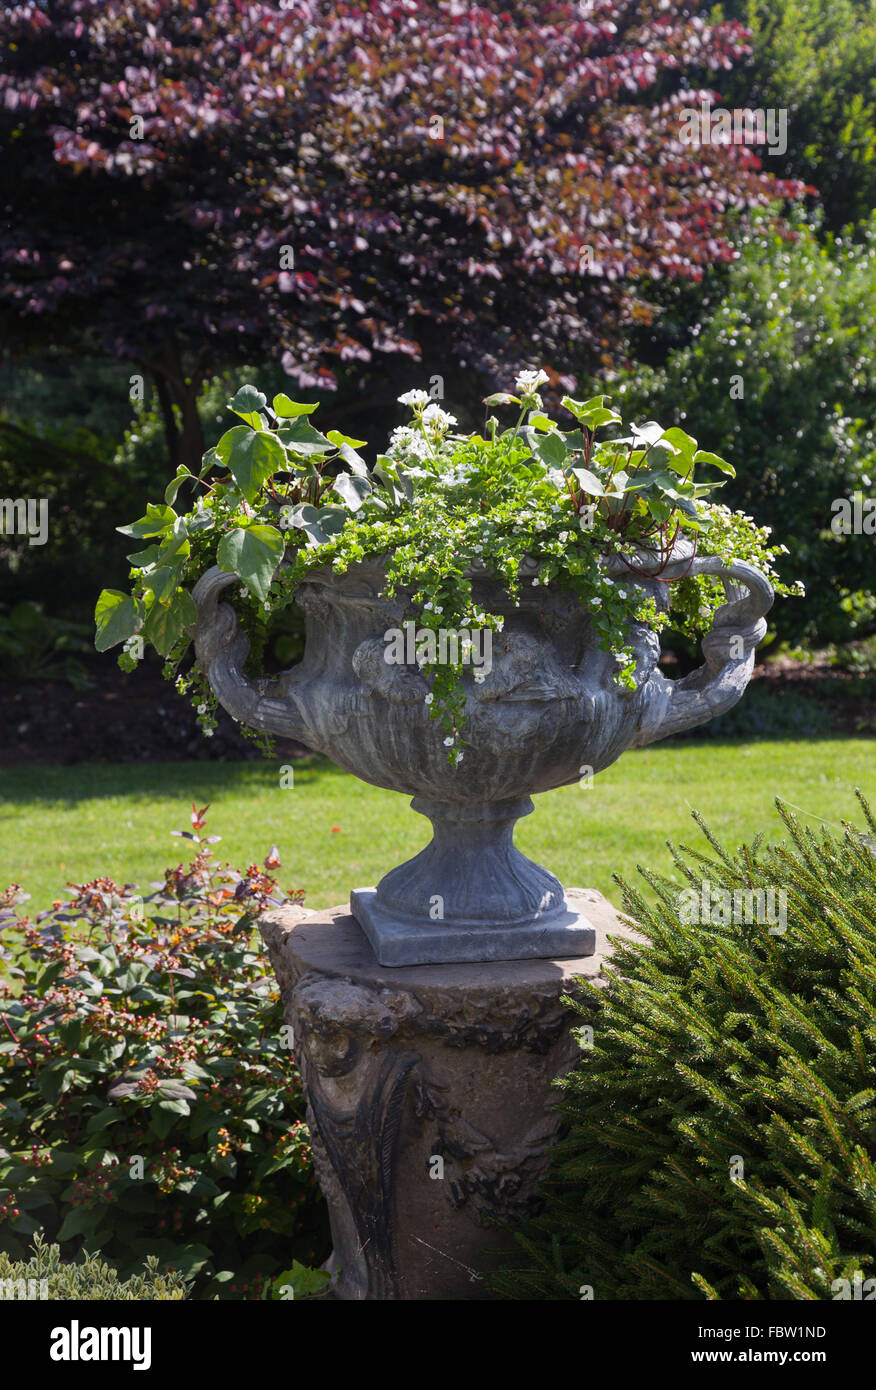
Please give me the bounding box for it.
[615,209,876,646]
[0,602,93,690]
[96,373,798,759]
[718,0,876,229]
[0,805,328,1299]
[0,1232,188,1300]
[491,793,876,1300]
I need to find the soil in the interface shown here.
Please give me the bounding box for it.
[0,661,307,767]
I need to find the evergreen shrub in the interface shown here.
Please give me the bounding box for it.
[492,794,876,1300]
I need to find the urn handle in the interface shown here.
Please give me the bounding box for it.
[632,557,774,747]
[191,566,317,747]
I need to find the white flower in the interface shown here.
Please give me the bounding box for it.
[515,368,549,394]
[197,703,207,714]
[204,728,214,738]
[443,736,455,746]
[398,389,430,408]
[559,531,569,542]
[474,671,486,684]
[532,578,539,586]
[424,693,434,705]
[590,598,602,608]
[453,750,464,764]
[422,403,457,431]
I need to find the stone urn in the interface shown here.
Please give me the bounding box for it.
[192,541,772,966]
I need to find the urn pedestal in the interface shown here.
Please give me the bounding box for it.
[259,890,640,1301]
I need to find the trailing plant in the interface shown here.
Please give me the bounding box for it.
[0,1232,189,1300]
[0,805,329,1299]
[95,373,800,760]
[489,793,876,1300]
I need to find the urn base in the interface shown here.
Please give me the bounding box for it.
[350,886,596,966]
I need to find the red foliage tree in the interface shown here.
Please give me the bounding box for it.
[0,0,806,468]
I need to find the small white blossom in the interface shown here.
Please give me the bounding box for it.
[398,388,430,408]
[474,671,486,684]
[197,703,207,714]
[424,693,434,705]
[515,368,549,394]
[443,736,455,746]
[422,403,457,430]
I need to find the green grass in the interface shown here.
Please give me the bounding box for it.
[1,740,874,914]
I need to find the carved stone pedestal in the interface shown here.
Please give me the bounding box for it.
[259,890,638,1301]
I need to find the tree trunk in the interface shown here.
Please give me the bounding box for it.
[148,336,206,475]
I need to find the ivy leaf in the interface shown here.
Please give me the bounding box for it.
[280,502,346,546]
[272,394,318,418]
[373,458,413,506]
[561,395,622,429]
[570,467,605,496]
[164,467,194,506]
[326,429,367,450]
[216,523,285,601]
[694,449,735,477]
[277,420,333,456]
[530,430,567,468]
[142,563,184,605]
[94,590,145,652]
[116,503,177,539]
[526,412,555,432]
[324,431,369,474]
[228,384,268,428]
[215,427,286,503]
[272,1262,332,1299]
[331,472,372,511]
[143,589,198,656]
[127,518,190,573]
[660,427,698,470]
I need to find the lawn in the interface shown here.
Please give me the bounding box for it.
[2,739,874,915]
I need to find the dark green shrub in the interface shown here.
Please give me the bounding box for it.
[719,0,876,230]
[491,794,876,1300]
[0,805,329,1298]
[0,602,94,690]
[0,1232,188,1300]
[615,209,876,647]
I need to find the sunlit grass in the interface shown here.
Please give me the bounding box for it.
[1,740,873,915]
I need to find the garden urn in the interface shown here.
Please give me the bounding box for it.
[192,541,773,966]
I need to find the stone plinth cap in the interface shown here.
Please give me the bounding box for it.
[259,887,641,994]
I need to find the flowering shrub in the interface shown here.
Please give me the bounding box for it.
[0,806,329,1299]
[95,373,801,759]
